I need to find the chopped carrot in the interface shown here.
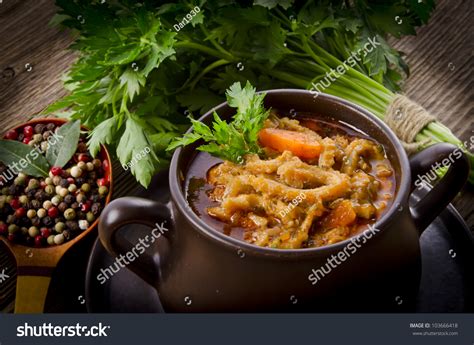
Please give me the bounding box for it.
[258,128,322,159]
[321,200,356,230]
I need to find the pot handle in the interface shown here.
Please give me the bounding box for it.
[409,143,470,232]
[98,197,173,286]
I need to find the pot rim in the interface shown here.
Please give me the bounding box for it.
[169,90,411,257]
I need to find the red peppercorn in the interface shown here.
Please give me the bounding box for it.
[50,166,63,176]
[8,233,16,242]
[78,153,90,162]
[10,198,20,209]
[40,181,47,188]
[40,228,51,238]
[34,235,43,247]
[81,200,92,212]
[23,125,34,138]
[48,207,59,218]
[22,137,31,144]
[4,129,18,140]
[0,223,7,235]
[67,177,75,184]
[97,178,108,187]
[15,207,26,218]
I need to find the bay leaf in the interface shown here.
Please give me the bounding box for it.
[46,120,81,168]
[0,140,50,178]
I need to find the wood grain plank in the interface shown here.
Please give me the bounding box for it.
[389,0,473,230]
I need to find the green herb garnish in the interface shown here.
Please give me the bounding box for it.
[168,82,269,163]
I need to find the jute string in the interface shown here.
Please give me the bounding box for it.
[385,94,436,153]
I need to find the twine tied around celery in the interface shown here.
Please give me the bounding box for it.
[385,94,436,153]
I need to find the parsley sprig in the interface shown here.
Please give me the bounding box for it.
[168,82,269,163]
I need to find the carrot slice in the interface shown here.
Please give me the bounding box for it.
[321,200,356,230]
[258,128,322,159]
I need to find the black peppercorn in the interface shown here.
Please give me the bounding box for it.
[64,195,74,204]
[31,217,41,227]
[46,123,55,131]
[17,133,25,141]
[91,203,101,215]
[71,202,79,209]
[30,200,41,209]
[42,216,53,226]
[58,202,68,212]
[34,123,46,134]
[77,142,87,153]
[27,189,36,199]
[66,221,80,232]
[76,177,85,186]
[60,179,69,188]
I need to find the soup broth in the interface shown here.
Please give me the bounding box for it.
[185,113,396,249]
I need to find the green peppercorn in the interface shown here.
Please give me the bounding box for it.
[86,162,94,171]
[45,177,53,185]
[33,134,42,142]
[54,234,65,245]
[27,209,37,219]
[71,166,83,178]
[14,175,26,186]
[43,200,53,210]
[59,188,69,197]
[19,195,28,205]
[81,183,91,193]
[8,224,18,234]
[98,186,109,196]
[68,184,77,193]
[1,187,9,195]
[52,176,62,186]
[64,208,76,220]
[44,185,55,195]
[47,234,55,245]
[55,222,66,233]
[77,161,87,170]
[37,208,47,218]
[28,226,39,237]
[28,179,40,190]
[86,212,95,223]
[76,193,87,203]
[6,195,13,203]
[40,141,49,152]
[51,196,62,206]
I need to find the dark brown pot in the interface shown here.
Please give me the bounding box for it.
[98,90,470,312]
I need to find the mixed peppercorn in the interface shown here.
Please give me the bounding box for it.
[0,122,110,247]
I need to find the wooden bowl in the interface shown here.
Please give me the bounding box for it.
[0,118,113,313]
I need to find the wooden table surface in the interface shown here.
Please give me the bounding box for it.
[0,0,472,312]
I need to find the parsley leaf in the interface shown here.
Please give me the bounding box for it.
[168,81,269,163]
